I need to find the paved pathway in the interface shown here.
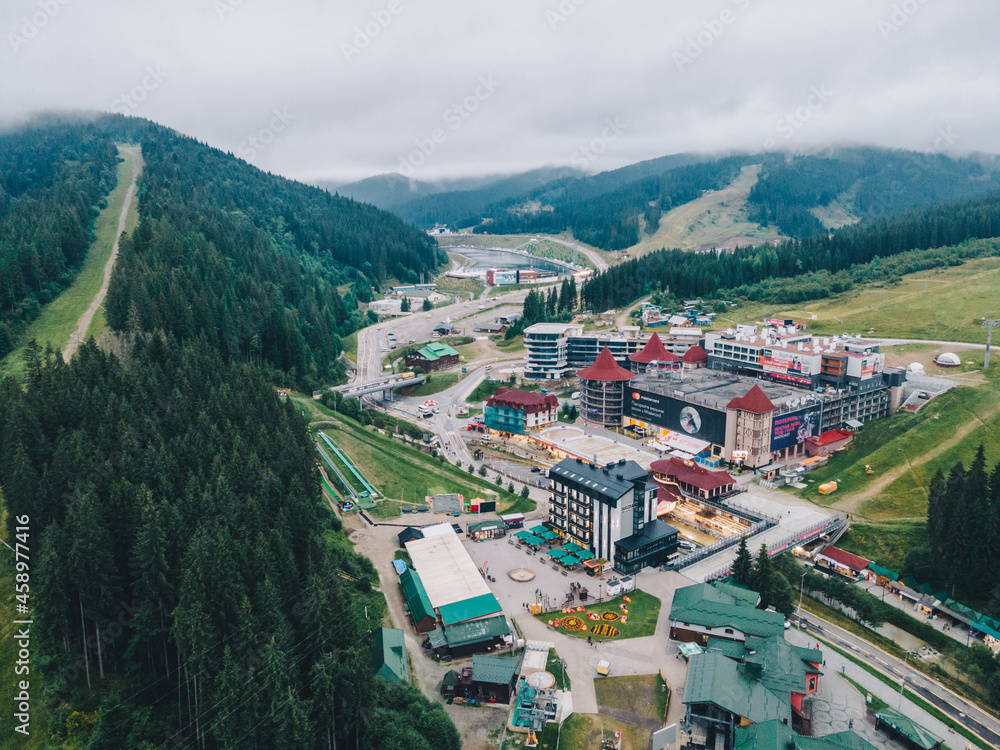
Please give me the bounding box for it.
[787,627,986,750]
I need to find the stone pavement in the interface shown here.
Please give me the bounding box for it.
[785,627,984,750]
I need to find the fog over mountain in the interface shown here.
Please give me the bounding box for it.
[2,0,997,182]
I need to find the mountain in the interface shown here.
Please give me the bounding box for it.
[325,165,587,219]
[0,115,120,359]
[390,147,1000,252]
[16,114,443,389]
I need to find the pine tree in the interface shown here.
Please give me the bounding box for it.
[752,543,772,594]
[732,536,753,586]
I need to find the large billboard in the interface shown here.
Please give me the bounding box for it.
[770,405,822,452]
[626,388,727,446]
[846,352,884,381]
[759,348,815,377]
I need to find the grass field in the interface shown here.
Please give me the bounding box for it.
[546,648,571,690]
[836,521,926,574]
[629,164,784,256]
[714,255,1000,344]
[535,590,661,643]
[537,713,650,750]
[593,673,669,724]
[296,396,535,515]
[399,372,460,397]
[1,144,142,379]
[342,331,359,357]
[790,376,1000,520]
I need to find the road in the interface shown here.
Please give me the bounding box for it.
[797,612,1000,748]
[537,234,610,272]
[64,144,141,361]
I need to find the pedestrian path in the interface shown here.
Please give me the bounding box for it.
[786,628,983,750]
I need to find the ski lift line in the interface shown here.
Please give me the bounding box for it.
[315,443,358,499]
[319,432,378,498]
[315,461,346,503]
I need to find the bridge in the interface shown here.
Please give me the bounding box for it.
[333,373,426,400]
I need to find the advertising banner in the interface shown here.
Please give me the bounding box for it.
[760,348,813,376]
[770,406,821,452]
[626,388,726,445]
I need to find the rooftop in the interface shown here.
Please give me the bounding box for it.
[681,344,708,363]
[443,614,511,649]
[405,526,493,608]
[629,333,680,364]
[808,429,854,446]
[370,628,409,683]
[472,654,521,686]
[875,706,944,750]
[650,457,736,491]
[684,651,789,724]
[614,518,678,553]
[487,387,559,410]
[438,592,503,626]
[549,457,648,502]
[399,568,435,624]
[577,347,637,382]
[735,720,877,750]
[726,384,776,414]
[413,342,460,361]
[670,582,786,639]
[816,545,870,571]
[630,368,823,414]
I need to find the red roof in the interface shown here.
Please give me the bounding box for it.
[726,385,775,414]
[806,429,854,446]
[577,347,636,382]
[816,546,870,571]
[486,387,558,413]
[680,345,708,363]
[629,333,680,364]
[649,457,736,491]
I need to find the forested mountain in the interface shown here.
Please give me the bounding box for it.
[320,172,503,212]
[87,114,444,388]
[387,146,1000,252]
[469,155,751,250]
[0,117,119,359]
[0,337,459,750]
[581,190,1000,310]
[747,147,1000,238]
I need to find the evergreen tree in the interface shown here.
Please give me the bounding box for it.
[731,536,753,586]
[752,543,772,593]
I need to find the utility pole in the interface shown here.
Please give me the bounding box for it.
[983,319,999,369]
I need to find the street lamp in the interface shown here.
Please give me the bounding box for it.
[797,571,807,629]
[899,672,916,709]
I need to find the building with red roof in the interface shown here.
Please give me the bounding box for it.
[484,387,559,434]
[680,344,708,366]
[629,333,681,373]
[805,429,854,457]
[726,385,775,414]
[579,347,636,428]
[813,546,870,580]
[649,457,737,500]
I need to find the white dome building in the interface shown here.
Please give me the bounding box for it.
[907,362,926,376]
[935,352,961,367]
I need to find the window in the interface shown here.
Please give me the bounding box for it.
[725,628,733,634]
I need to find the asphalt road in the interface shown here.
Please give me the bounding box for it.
[797,612,1000,747]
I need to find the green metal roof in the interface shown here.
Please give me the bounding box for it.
[400,568,435,624]
[705,637,746,659]
[444,614,511,649]
[735,720,876,750]
[370,628,409,682]
[670,583,784,638]
[438,592,502,626]
[684,651,789,724]
[876,706,943,750]
[742,636,822,704]
[414,342,460,361]
[427,627,448,649]
[472,654,521,686]
[865,563,899,581]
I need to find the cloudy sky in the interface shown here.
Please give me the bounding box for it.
[3,0,997,184]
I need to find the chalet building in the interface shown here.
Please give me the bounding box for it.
[813,546,870,581]
[668,582,786,644]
